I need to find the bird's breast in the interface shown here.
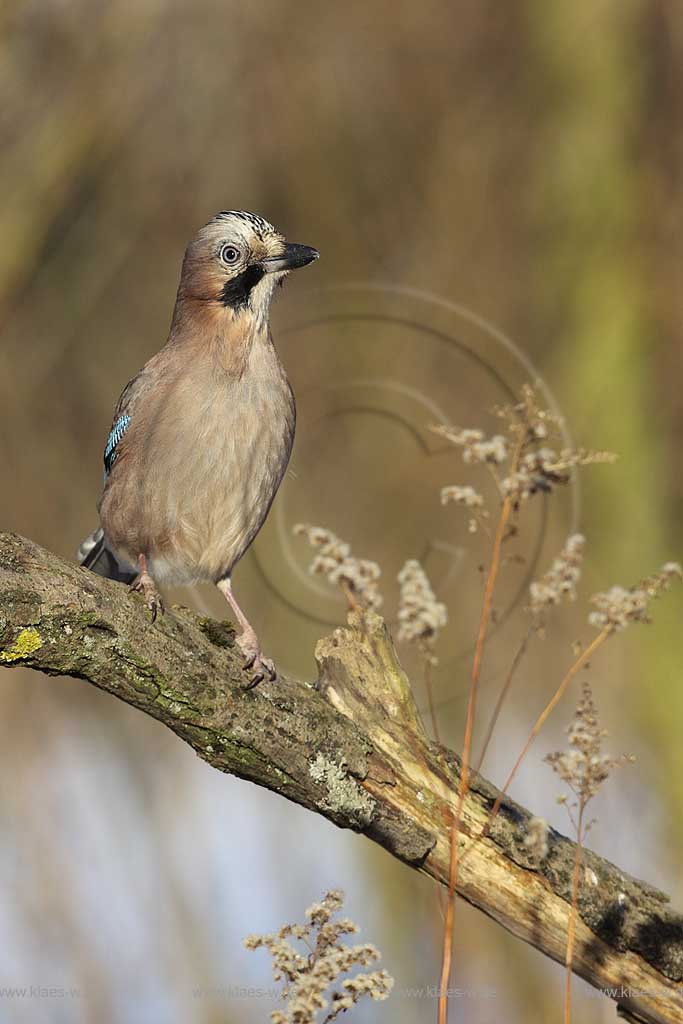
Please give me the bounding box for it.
[101,339,295,583]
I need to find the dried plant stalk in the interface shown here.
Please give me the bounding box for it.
[244,889,393,1023]
[545,683,633,1024]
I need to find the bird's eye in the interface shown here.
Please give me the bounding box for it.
[220,244,241,265]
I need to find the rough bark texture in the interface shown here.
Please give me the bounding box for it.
[1,530,681,1023]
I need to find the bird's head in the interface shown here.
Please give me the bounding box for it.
[177,211,319,325]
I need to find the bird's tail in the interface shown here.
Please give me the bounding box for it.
[77,528,137,584]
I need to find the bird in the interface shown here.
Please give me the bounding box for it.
[77,210,319,685]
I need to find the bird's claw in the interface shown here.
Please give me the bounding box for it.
[243,655,277,688]
[147,593,164,623]
[130,576,164,622]
[237,636,276,688]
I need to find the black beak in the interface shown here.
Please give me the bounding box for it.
[263,243,319,274]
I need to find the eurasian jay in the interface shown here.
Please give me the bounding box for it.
[78,211,319,684]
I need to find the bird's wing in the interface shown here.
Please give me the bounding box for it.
[78,368,154,580]
[102,368,150,478]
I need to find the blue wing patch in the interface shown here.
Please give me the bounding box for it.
[104,414,131,475]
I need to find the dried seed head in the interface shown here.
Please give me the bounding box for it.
[440,484,484,509]
[501,448,616,503]
[306,890,345,927]
[434,384,616,515]
[431,423,508,465]
[529,534,586,617]
[545,683,633,811]
[244,890,393,1024]
[397,559,448,659]
[440,484,488,532]
[588,562,682,631]
[293,524,383,611]
[504,383,562,440]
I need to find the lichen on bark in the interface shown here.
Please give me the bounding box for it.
[1,530,682,1024]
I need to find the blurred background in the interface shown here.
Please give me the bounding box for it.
[1,1,681,1021]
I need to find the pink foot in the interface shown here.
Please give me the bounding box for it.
[236,631,277,688]
[130,554,164,622]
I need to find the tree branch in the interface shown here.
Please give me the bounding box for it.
[1,531,681,1023]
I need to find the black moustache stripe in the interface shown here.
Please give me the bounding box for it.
[220,264,266,310]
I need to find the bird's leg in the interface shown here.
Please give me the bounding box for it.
[130,553,164,622]
[216,577,276,687]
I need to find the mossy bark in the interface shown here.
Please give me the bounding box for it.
[1,531,681,1023]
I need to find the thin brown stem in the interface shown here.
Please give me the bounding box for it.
[437,488,515,1024]
[340,579,360,611]
[474,624,534,773]
[480,628,611,839]
[565,802,585,1024]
